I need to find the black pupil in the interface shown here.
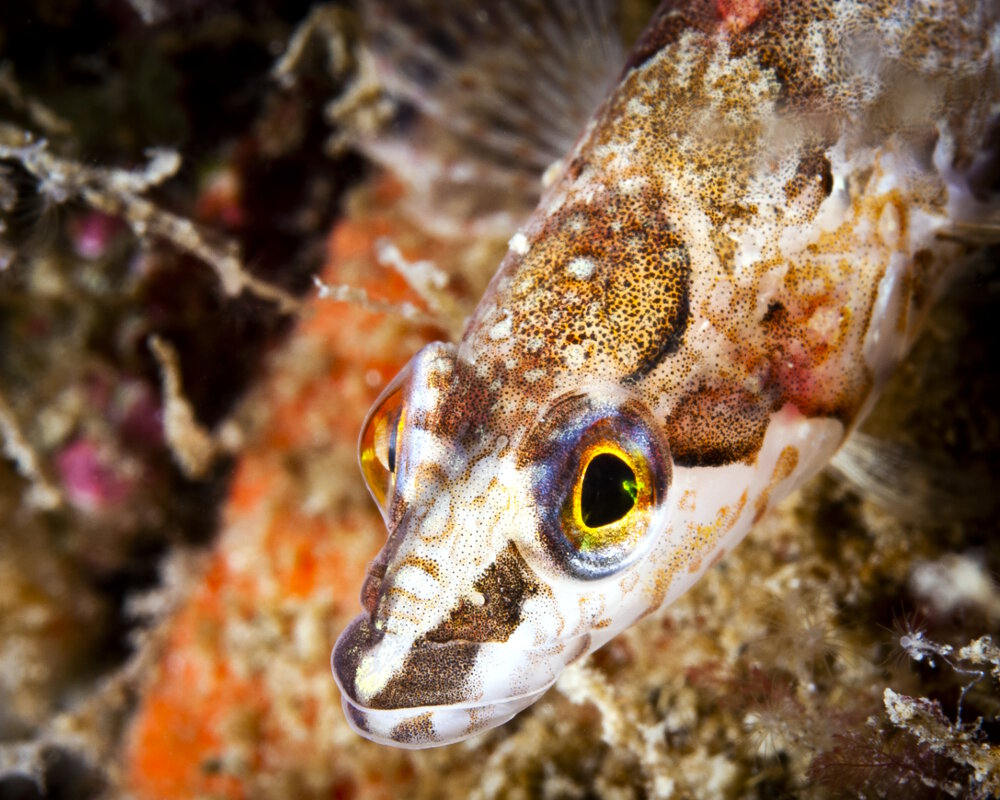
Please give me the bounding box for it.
[387,413,399,473]
[580,453,637,528]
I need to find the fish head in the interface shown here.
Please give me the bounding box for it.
[332,340,678,747]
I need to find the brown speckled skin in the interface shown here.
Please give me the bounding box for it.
[460,0,998,467]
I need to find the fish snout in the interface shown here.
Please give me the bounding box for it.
[332,608,594,747]
[332,614,549,747]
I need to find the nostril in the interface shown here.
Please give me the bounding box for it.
[361,560,387,616]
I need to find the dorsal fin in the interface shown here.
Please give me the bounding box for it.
[359,0,625,239]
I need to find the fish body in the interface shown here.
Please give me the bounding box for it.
[333,0,1000,747]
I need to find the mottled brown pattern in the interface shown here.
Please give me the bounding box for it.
[667,385,772,467]
[389,712,435,745]
[623,0,717,72]
[455,0,1000,477]
[422,357,494,449]
[368,639,480,710]
[727,4,834,110]
[504,191,691,380]
[424,542,540,644]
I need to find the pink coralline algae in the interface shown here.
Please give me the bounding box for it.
[55,438,137,514]
[69,212,125,261]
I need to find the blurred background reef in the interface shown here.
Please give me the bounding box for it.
[0,2,997,798]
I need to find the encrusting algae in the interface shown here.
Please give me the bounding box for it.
[0,2,997,799]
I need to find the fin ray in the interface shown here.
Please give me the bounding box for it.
[830,431,995,522]
[359,0,624,238]
[937,221,1000,246]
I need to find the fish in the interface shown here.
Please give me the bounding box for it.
[332,0,1000,748]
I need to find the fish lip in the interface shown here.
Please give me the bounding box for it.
[333,654,558,749]
[332,614,593,747]
[335,671,557,717]
[335,685,556,750]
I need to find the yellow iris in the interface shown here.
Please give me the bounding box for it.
[563,442,650,553]
[359,387,406,511]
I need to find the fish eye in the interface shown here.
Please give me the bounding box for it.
[528,398,671,579]
[359,382,407,513]
[561,440,653,557]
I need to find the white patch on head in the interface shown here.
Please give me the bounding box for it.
[566,256,596,280]
[488,313,513,340]
[806,305,842,340]
[508,231,530,256]
[593,142,637,173]
[619,176,648,195]
[626,96,651,116]
[354,633,413,702]
[563,343,586,369]
[467,590,486,607]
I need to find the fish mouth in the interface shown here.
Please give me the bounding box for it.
[335,675,555,749]
[331,614,576,747]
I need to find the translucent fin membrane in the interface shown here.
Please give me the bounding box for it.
[830,431,996,523]
[360,0,624,238]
